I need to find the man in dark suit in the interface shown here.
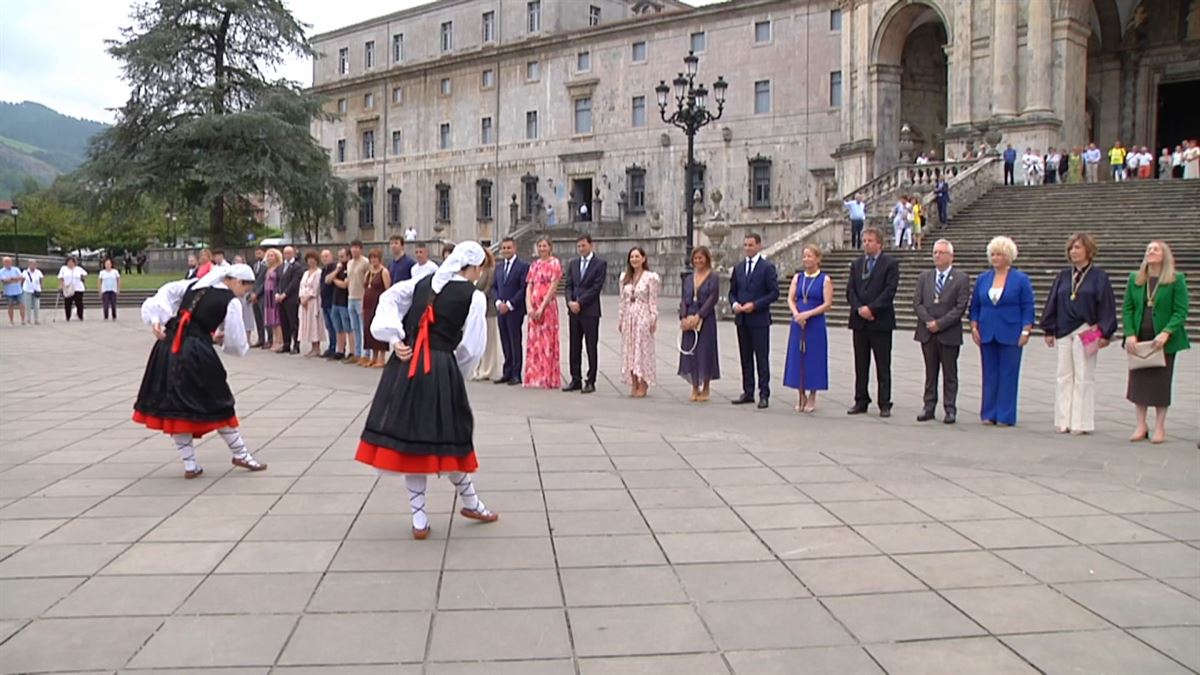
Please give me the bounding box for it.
[729,233,780,409]
[563,234,607,394]
[847,227,900,417]
[494,237,530,386]
[913,239,970,424]
[251,246,269,348]
[276,245,303,354]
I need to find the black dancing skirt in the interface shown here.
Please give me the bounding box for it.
[132,330,238,437]
[356,349,478,474]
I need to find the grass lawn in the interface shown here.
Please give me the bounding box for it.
[114,273,182,291]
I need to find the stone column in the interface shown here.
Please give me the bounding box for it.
[1024,0,1054,115]
[991,0,1019,118]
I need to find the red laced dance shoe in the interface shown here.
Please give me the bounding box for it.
[184,467,204,479]
[231,456,268,472]
[412,526,431,540]
[460,507,500,523]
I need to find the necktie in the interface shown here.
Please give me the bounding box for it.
[746,259,753,277]
[581,258,588,278]
[936,272,946,297]
[866,257,876,275]
[504,260,511,281]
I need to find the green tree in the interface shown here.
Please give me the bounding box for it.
[80,0,346,248]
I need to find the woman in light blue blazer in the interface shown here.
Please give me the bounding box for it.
[969,236,1035,426]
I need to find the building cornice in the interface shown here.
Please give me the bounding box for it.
[312,0,484,43]
[308,0,795,95]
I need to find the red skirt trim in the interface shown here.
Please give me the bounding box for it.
[132,410,239,438]
[355,440,478,474]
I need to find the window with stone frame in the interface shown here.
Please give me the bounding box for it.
[477,179,494,221]
[335,204,346,230]
[336,139,346,163]
[631,95,647,128]
[338,47,349,75]
[337,98,347,114]
[482,69,495,89]
[690,163,706,204]
[526,60,540,81]
[754,80,771,114]
[440,78,452,96]
[632,41,647,63]
[436,182,451,223]
[626,165,646,213]
[589,5,601,26]
[574,97,593,134]
[393,33,404,62]
[577,51,591,72]
[521,174,539,220]
[755,20,771,44]
[392,86,403,104]
[358,182,375,228]
[391,130,403,155]
[830,71,843,107]
[527,1,541,33]
[362,130,375,159]
[690,31,706,53]
[387,187,401,225]
[830,9,842,32]
[439,123,452,150]
[749,156,772,208]
[364,92,374,110]
[482,11,495,42]
[364,40,375,69]
[526,111,539,140]
[441,21,453,52]
[481,117,493,145]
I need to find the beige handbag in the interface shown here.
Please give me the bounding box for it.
[1127,342,1166,370]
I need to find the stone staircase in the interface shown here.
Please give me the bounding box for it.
[768,180,1200,340]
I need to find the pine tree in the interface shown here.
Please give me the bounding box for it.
[82,0,346,247]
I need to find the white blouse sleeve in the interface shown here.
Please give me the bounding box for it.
[371,278,417,347]
[455,289,488,374]
[141,279,193,326]
[221,298,250,357]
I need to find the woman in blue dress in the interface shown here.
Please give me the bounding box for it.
[678,246,720,401]
[783,245,834,412]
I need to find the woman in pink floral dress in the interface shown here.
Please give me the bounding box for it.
[619,247,660,398]
[524,237,563,389]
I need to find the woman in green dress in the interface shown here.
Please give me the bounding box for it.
[1123,241,1190,444]
[1068,147,1085,183]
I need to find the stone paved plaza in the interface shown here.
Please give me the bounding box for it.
[1,299,1198,675]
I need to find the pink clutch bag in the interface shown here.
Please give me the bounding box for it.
[1079,327,1103,357]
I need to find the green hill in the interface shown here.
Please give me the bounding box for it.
[0,101,109,199]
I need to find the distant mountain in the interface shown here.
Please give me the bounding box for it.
[0,101,109,199]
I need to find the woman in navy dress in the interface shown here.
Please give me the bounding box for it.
[783,245,833,412]
[969,236,1035,426]
[678,246,720,401]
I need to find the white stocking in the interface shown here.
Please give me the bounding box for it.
[447,472,487,514]
[405,474,429,530]
[217,427,252,460]
[173,433,198,472]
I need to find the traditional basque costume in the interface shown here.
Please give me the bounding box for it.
[133,264,267,478]
[354,242,498,538]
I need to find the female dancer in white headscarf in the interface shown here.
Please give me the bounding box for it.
[133,264,268,478]
[355,241,498,539]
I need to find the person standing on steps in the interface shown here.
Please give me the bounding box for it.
[563,235,607,395]
[493,237,529,386]
[847,227,900,418]
[913,239,970,424]
[1002,144,1017,185]
[1109,141,1127,181]
[729,233,780,410]
[935,179,951,227]
[844,194,866,249]
[1083,143,1102,183]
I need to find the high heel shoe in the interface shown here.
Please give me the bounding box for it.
[1150,431,1166,445]
[1129,429,1149,442]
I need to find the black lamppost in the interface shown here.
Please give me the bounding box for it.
[655,51,727,276]
[10,204,19,266]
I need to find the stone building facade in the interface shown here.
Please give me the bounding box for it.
[309,0,845,244]
[837,0,1200,191]
[309,0,1199,244]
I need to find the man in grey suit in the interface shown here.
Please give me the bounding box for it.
[913,239,970,424]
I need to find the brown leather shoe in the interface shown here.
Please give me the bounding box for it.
[184,467,204,479]
[412,526,431,540]
[460,507,500,523]
[231,456,268,472]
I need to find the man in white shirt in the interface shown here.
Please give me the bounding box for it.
[1,257,24,325]
[404,226,418,242]
[57,257,88,321]
[1083,143,1102,183]
[410,244,439,281]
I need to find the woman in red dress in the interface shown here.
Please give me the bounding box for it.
[355,242,498,539]
[360,248,393,368]
[133,265,268,478]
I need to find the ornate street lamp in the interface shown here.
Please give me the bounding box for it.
[655,51,727,276]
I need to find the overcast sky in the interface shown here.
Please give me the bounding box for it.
[1,0,719,124]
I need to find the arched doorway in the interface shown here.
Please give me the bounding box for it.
[872,2,950,172]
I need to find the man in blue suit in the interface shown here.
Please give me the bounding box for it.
[494,237,529,386]
[729,233,780,409]
[564,235,607,394]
